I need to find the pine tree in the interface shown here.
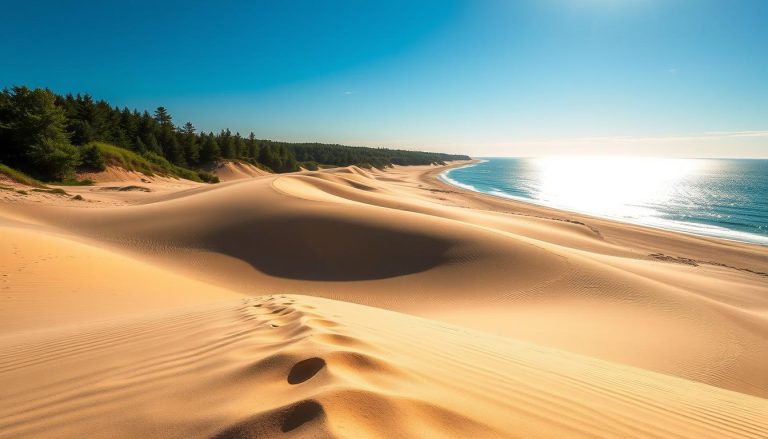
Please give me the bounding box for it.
[80,143,106,171]
[219,129,235,159]
[0,86,79,180]
[146,133,162,155]
[260,144,279,171]
[199,132,221,163]
[167,135,185,165]
[180,122,199,165]
[151,107,177,162]
[153,106,172,126]
[247,132,260,161]
[134,136,147,153]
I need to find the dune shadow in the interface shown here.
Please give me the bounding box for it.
[211,400,325,438]
[209,216,453,281]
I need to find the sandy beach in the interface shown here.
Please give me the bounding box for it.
[1,162,767,438]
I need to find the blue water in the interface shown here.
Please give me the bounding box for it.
[441,157,768,245]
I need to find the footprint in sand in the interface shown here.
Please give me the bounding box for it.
[281,400,324,432]
[287,357,326,384]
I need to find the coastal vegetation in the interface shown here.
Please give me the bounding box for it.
[0,86,469,183]
[0,163,46,188]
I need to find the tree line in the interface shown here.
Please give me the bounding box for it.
[0,86,469,181]
[288,143,469,169]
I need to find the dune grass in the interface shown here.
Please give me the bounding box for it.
[0,163,48,188]
[31,188,69,195]
[91,142,205,182]
[234,158,273,173]
[0,185,29,195]
[1,144,216,187]
[57,178,95,186]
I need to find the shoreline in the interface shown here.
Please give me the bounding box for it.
[434,159,768,248]
[421,160,767,275]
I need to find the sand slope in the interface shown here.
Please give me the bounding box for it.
[1,162,767,437]
[0,225,241,332]
[76,165,190,184]
[6,164,767,397]
[1,295,766,439]
[206,160,271,182]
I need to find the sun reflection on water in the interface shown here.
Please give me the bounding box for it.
[532,156,703,219]
[443,157,768,244]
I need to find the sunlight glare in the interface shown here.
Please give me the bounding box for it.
[533,156,701,219]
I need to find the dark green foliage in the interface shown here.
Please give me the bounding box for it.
[287,143,468,168]
[0,163,47,187]
[116,185,151,192]
[165,135,186,166]
[180,122,200,165]
[58,178,95,186]
[197,170,219,183]
[91,142,196,180]
[199,132,221,163]
[204,133,218,160]
[247,132,260,160]
[68,119,95,145]
[219,129,236,159]
[153,107,172,126]
[27,139,80,180]
[31,187,68,195]
[145,133,162,155]
[79,143,106,171]
[1,86,469,182]
[0,87,80,180]
[301,161,320,171]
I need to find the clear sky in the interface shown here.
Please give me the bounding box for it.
[2,0,767,157]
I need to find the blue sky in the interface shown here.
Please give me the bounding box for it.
[2,0,767,157]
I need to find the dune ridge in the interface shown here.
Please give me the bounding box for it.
[205,160,272,182]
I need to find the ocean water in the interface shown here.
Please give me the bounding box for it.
[441,157,768,245]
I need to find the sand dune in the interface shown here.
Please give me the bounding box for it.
[76,165,189,185]
[7,165,767,395]
[206,160,272,182]
[1,162,767,437]
[0,225,241,332]
[1,295,766,438]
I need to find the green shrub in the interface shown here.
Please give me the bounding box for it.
[170,165,202,182]
[26,139,80,180]
[197,171,219,183]
[301,161,320,171]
